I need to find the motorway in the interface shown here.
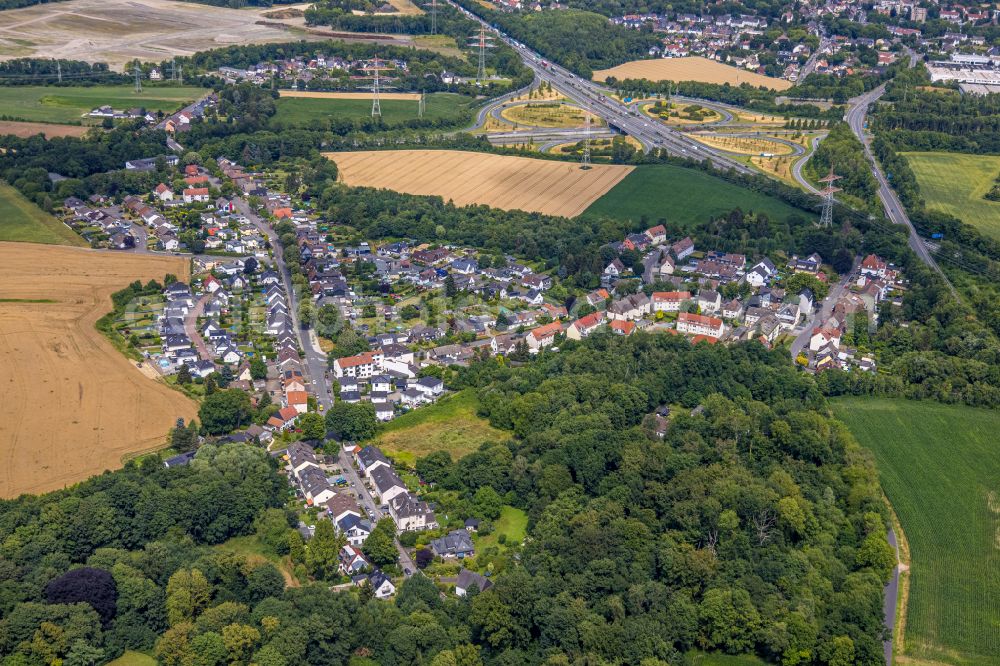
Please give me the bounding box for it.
[449,0,754,174]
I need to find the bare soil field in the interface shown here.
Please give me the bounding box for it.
[279,90,422,100]
[326,149,633,217]
[0,0,329,68]
[593,56,792,91]
[0,243,195,498]
[0,121,91,138]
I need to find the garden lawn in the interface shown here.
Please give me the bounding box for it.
[376,389,507,467]
[581,164,812,226]
[0,184,87,246]
[832,397,1000,665]
[475,505,528,550]
[902,151,1000,241]
[213,535,298,588]
[0,85,203,124]
[107,652,157,666]
[271,93,478,128]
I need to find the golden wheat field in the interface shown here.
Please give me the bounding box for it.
[278,90,422,101]
[593,56,792,91]
[325,150,634,217]
[0,121,91,138]
[0,243,196,498]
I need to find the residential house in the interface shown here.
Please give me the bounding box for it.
[182,187,210,203]
[389,492,437,531]
[566,310,606,340]
[336,514,373,546]
[456,569,493,597]
[356,445,391,477]
[608,293,650,321]
[334,350,384,379]
[370,466,408,504]
[697,289,722,314]
[671,236,695,260]
[526,321,563,352]
[368,570,396,599]
[676,312,725,339]
[339,544,370,575]
[415,376,445,398]
[810,327,841,351]
[651,291,690,313]
[430,529,476,559]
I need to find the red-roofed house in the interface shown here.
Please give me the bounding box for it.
[860,254,887,278]
[267,406,300,431]
[183,187,210,203]
[809,327,841,352]
[610,320,636,336]
[676,312,724,338]
[527,321,563,352]
[645,224,667,245]
[286,390,309,414]
[154,183,174,201]
[333,350,384,379]
[184,175,209,186]
[566,311,606,340]
[586,288,610,307]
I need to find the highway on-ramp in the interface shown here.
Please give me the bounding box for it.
[448,0,754,174]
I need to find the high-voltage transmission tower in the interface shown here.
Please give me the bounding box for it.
[468,25,495,84]
[818,168,841,228]
[418,90,426,118]
[133,63,142,93]
[424,0,437,34]
[371,59,382,118]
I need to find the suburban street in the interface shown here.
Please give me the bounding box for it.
[237,196,417,576]
[789,256,859,359]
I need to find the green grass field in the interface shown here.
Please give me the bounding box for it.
[0,184,87,246]
[832,397,1000,665]
[271,93,478,129]
[107,652,157,666]
[376,389,508,467]
[581,164,812,226]
[685,652,769,666]
[475,505,528,550]
[0,85,203,124]
[902,151,1000,241]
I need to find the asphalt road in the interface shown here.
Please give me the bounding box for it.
[788,256,859,359]
[448,0,754,173]
[844,84,957,297]
[237,197,417,576]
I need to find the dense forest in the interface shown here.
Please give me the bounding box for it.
[452,0,659,78]
[804,123,878,209]
[0,334,896,666]
[874,76,1000,154]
